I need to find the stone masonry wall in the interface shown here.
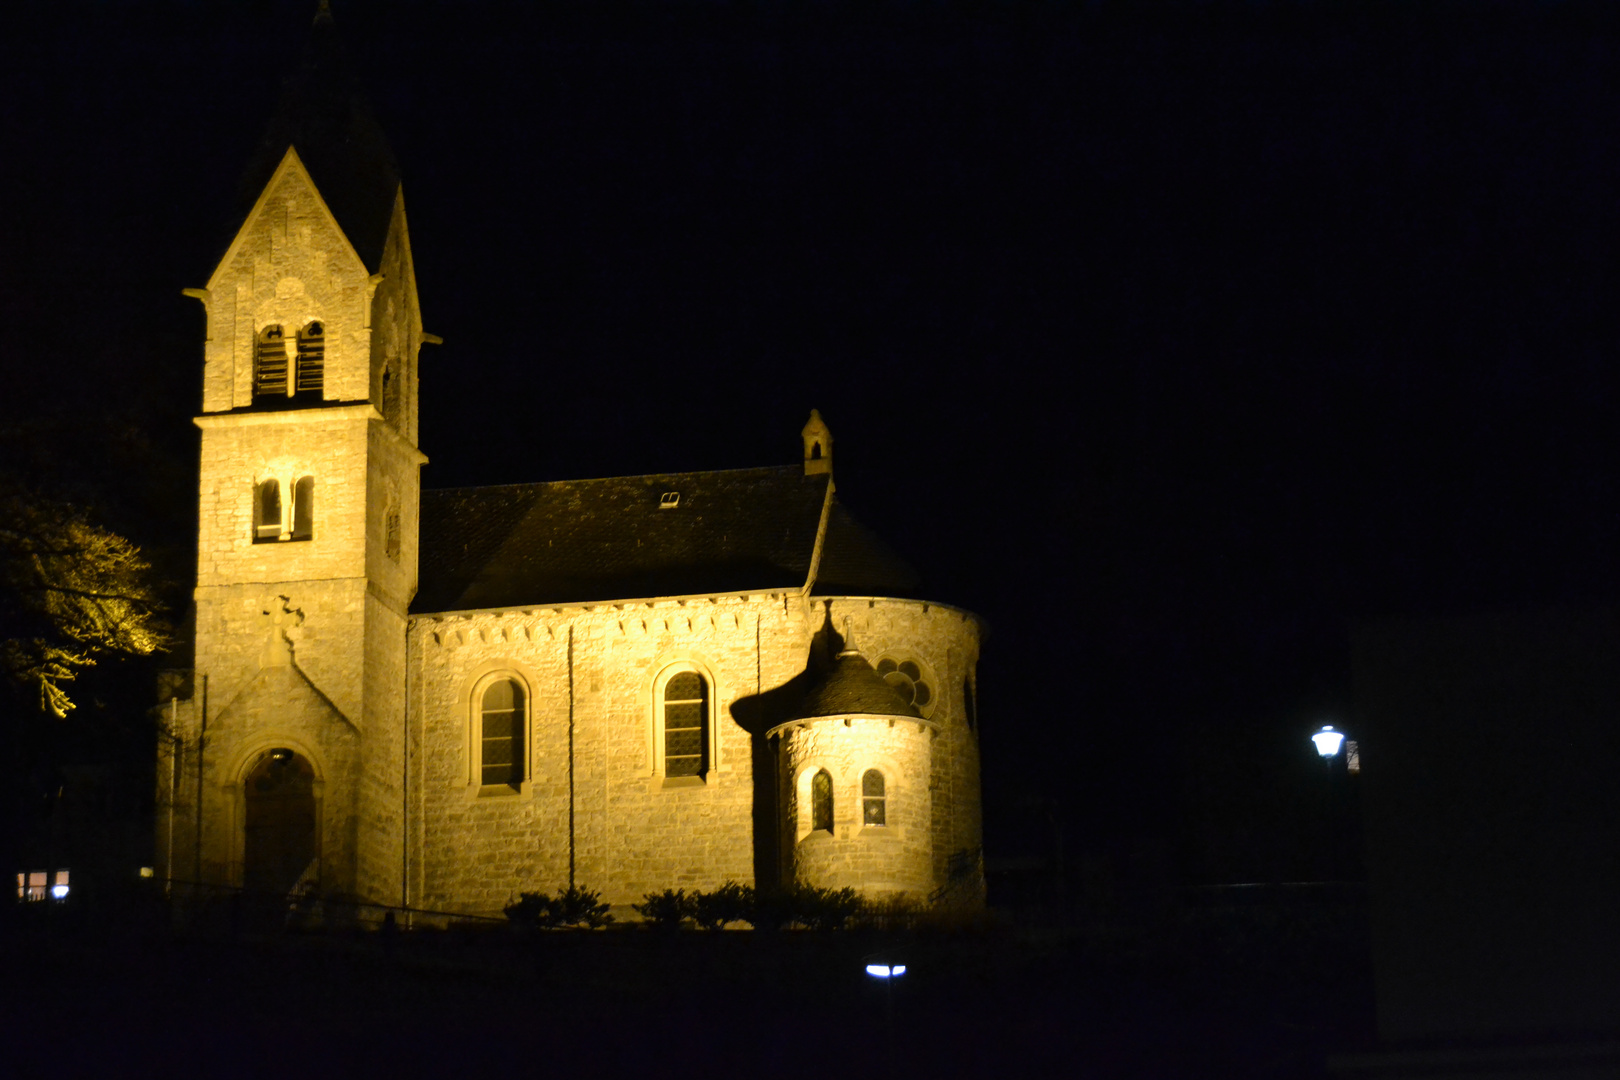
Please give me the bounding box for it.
[406,593,982,916]
[779,716,936,897]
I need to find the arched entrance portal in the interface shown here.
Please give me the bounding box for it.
[242,748,317,896]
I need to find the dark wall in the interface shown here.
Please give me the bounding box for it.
[1354,609,1620,1043]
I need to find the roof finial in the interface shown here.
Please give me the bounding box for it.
[802,409,832,476]
[839,615,862,658]
[314,0,334,26]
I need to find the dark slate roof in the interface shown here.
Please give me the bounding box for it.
[231,9,401,270]
[416,466,834,612]
[797,647,922,721]
[812,500,923,597]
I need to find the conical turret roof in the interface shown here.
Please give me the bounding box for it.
[795,617,920,721]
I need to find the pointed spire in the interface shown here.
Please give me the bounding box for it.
[802,409,832,476]
[232,3,401,270]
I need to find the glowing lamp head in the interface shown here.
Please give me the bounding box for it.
[1312,725,1346,759]
[50,884,69,899]
[865,963,907,979]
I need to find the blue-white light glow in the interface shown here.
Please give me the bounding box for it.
[1311,726,1345,758]
[865,963,907,978]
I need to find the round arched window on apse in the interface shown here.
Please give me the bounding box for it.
[876,656,936,718]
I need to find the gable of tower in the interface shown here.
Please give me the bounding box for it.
[200,148,387,412]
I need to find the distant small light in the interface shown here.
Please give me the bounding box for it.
[51,884,69,899]
[865,963,906,978]
[1312,725,1345,758]
[139,866,154,879]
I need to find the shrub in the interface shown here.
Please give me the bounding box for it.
[853,893,922,932]
[504,885,614,929]
[799,886,863,931]
[503,892,552,927]
[633,888,693,931]
[552,885,613,928]
[691,881,753,930]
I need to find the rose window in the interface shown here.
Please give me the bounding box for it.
[876,656,935,718]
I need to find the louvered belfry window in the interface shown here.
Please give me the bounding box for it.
[295,322,324,395]
[480,679,525,787]
[812,769,834,832]
[663,672,707,777]
[862,769,886,826]
[254,326,288,399]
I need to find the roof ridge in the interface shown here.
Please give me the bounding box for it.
[424,463,804,495]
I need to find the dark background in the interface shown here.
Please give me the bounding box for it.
[3,0,1616,892]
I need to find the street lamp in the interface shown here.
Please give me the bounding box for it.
[1311,725,1345,760]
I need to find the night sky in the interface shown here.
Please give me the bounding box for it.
[5,1,1617,884]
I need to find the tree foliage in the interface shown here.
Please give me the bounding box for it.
[0,486,169,717]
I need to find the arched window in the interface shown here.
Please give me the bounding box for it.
[254,479,282,542]
[254,325,288,399]
[295,322,324,396]
[663,672,707,778]
[811,769,834,832]
[480,679,525,787]
[291,477,314,541]
[862,769,886,827]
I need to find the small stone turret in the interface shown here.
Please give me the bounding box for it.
[802,409,832,476]
[772,610,936,896]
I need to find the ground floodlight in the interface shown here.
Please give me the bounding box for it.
[1311,725,1345,758]
[865,962,907,979]
[51,884,69,899]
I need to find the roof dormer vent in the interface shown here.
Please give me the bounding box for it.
[660,492,680,509]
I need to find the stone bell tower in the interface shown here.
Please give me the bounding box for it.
[169,6,430,905]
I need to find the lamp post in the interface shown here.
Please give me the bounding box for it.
[865,955,907,1067]
[1309,724,1351,882]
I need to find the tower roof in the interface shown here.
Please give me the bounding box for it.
[232,5,402,270]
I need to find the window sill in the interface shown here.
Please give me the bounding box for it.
[464,781,533,803]
[659,774,707,790]
[253,536,313,545]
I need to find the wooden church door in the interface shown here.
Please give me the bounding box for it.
[242,749,317,896]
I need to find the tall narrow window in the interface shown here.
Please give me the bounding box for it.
[254,479,282,542]
[254,325,288,399]
[811,769,833,832]
[480,679,525,787]
[295,322,324,396]
[862,769,886,826]
[291,477,315,541]
[663,672,707,777]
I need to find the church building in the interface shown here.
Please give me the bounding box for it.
[158,10,984,918]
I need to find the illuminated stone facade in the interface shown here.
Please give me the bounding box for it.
[159,29,983,917]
